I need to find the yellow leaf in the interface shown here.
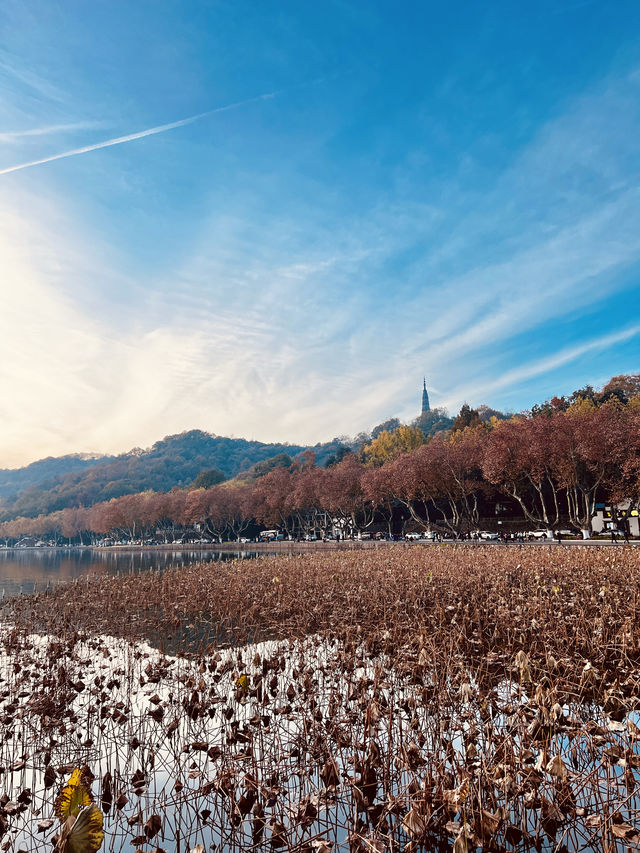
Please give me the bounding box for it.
[54,784,92,822]
[56,805,104,853]
[514,650,531,682]
[66,767,91,789]
[456,779,469,802]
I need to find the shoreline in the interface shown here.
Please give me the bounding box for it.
[1,536,637,554]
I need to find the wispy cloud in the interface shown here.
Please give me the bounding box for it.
[0,90,279,175]
[0,47,66,104]
[0,121,106,143]
[441,324,640,413]
[141,66,640,439]
[1,32,639,466]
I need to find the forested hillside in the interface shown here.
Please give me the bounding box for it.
[0,454,112,500]
[1,375,636,526]
[2,379,639,543]
[0,430,345,521]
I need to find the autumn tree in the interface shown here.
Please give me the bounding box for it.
[386,430,484,535]
[184,488,220,540]
[550,400,634,536]
[483,415,561,531]
[600,374,640,404]
[361,463,399,537]
[426,429,484,534]
[140,489,186,541]
[60,506,91,545]
[290,466,329,538]
[220,485,253,540]
[387,444,440,532]
[412,407,454,439]
[452,404,481,432]
[362,425,425,467]
[250,468,296,537]
[320,456,373,536]
[370,417,401,439]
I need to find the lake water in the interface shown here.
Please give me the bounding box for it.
[0,547,265,598]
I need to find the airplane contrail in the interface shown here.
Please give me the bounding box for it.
[0,90,278,176]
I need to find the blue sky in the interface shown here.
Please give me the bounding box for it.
[0,0,639,466]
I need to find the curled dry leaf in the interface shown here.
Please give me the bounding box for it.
[143,815,161,840]
[402,808,426,839]
[611,822,640,843]
[546,754,567,782]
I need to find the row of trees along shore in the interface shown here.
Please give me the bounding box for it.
[2,386,639,544]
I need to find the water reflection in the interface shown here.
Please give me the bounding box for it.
[0,548,264,598]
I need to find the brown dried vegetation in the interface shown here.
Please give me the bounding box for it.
[0,545,640,852]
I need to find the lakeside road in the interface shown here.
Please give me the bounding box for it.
[79,536,640,552]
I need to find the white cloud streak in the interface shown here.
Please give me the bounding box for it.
[440,325,640,413]
[0,90,278,175]
[0,121,106,143]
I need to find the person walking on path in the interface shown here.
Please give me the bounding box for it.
[556,530,563,545]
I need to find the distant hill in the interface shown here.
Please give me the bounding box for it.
[0,430,345,522]
[1,373,635,525]
[0,453,112,500]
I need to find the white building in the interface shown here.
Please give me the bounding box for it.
[591,501,639,537]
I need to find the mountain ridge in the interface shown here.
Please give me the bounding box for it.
[0,429,345,521]
[3,373,635,523]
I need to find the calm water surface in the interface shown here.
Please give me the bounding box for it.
[0,547,267,598]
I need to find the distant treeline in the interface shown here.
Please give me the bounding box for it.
[2,374,638,542]
[0,400,464,523]
[0,431,346,521]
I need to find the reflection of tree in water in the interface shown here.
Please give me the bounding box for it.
[0,549,258,598]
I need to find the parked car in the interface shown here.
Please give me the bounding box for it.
[477,531,500,540]
[259,530,282,541]
[405,532,421,540]
[528,529,551,539]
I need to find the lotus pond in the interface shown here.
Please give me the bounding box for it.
[0,545,639,852]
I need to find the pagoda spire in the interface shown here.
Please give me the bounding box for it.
[421,377,430,414]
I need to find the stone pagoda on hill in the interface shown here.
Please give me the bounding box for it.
[421,377,430,414]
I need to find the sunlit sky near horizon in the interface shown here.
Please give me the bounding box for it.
[1,0,639,468]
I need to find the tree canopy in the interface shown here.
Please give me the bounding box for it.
[362,425,425,466]
[191,468,226,489]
